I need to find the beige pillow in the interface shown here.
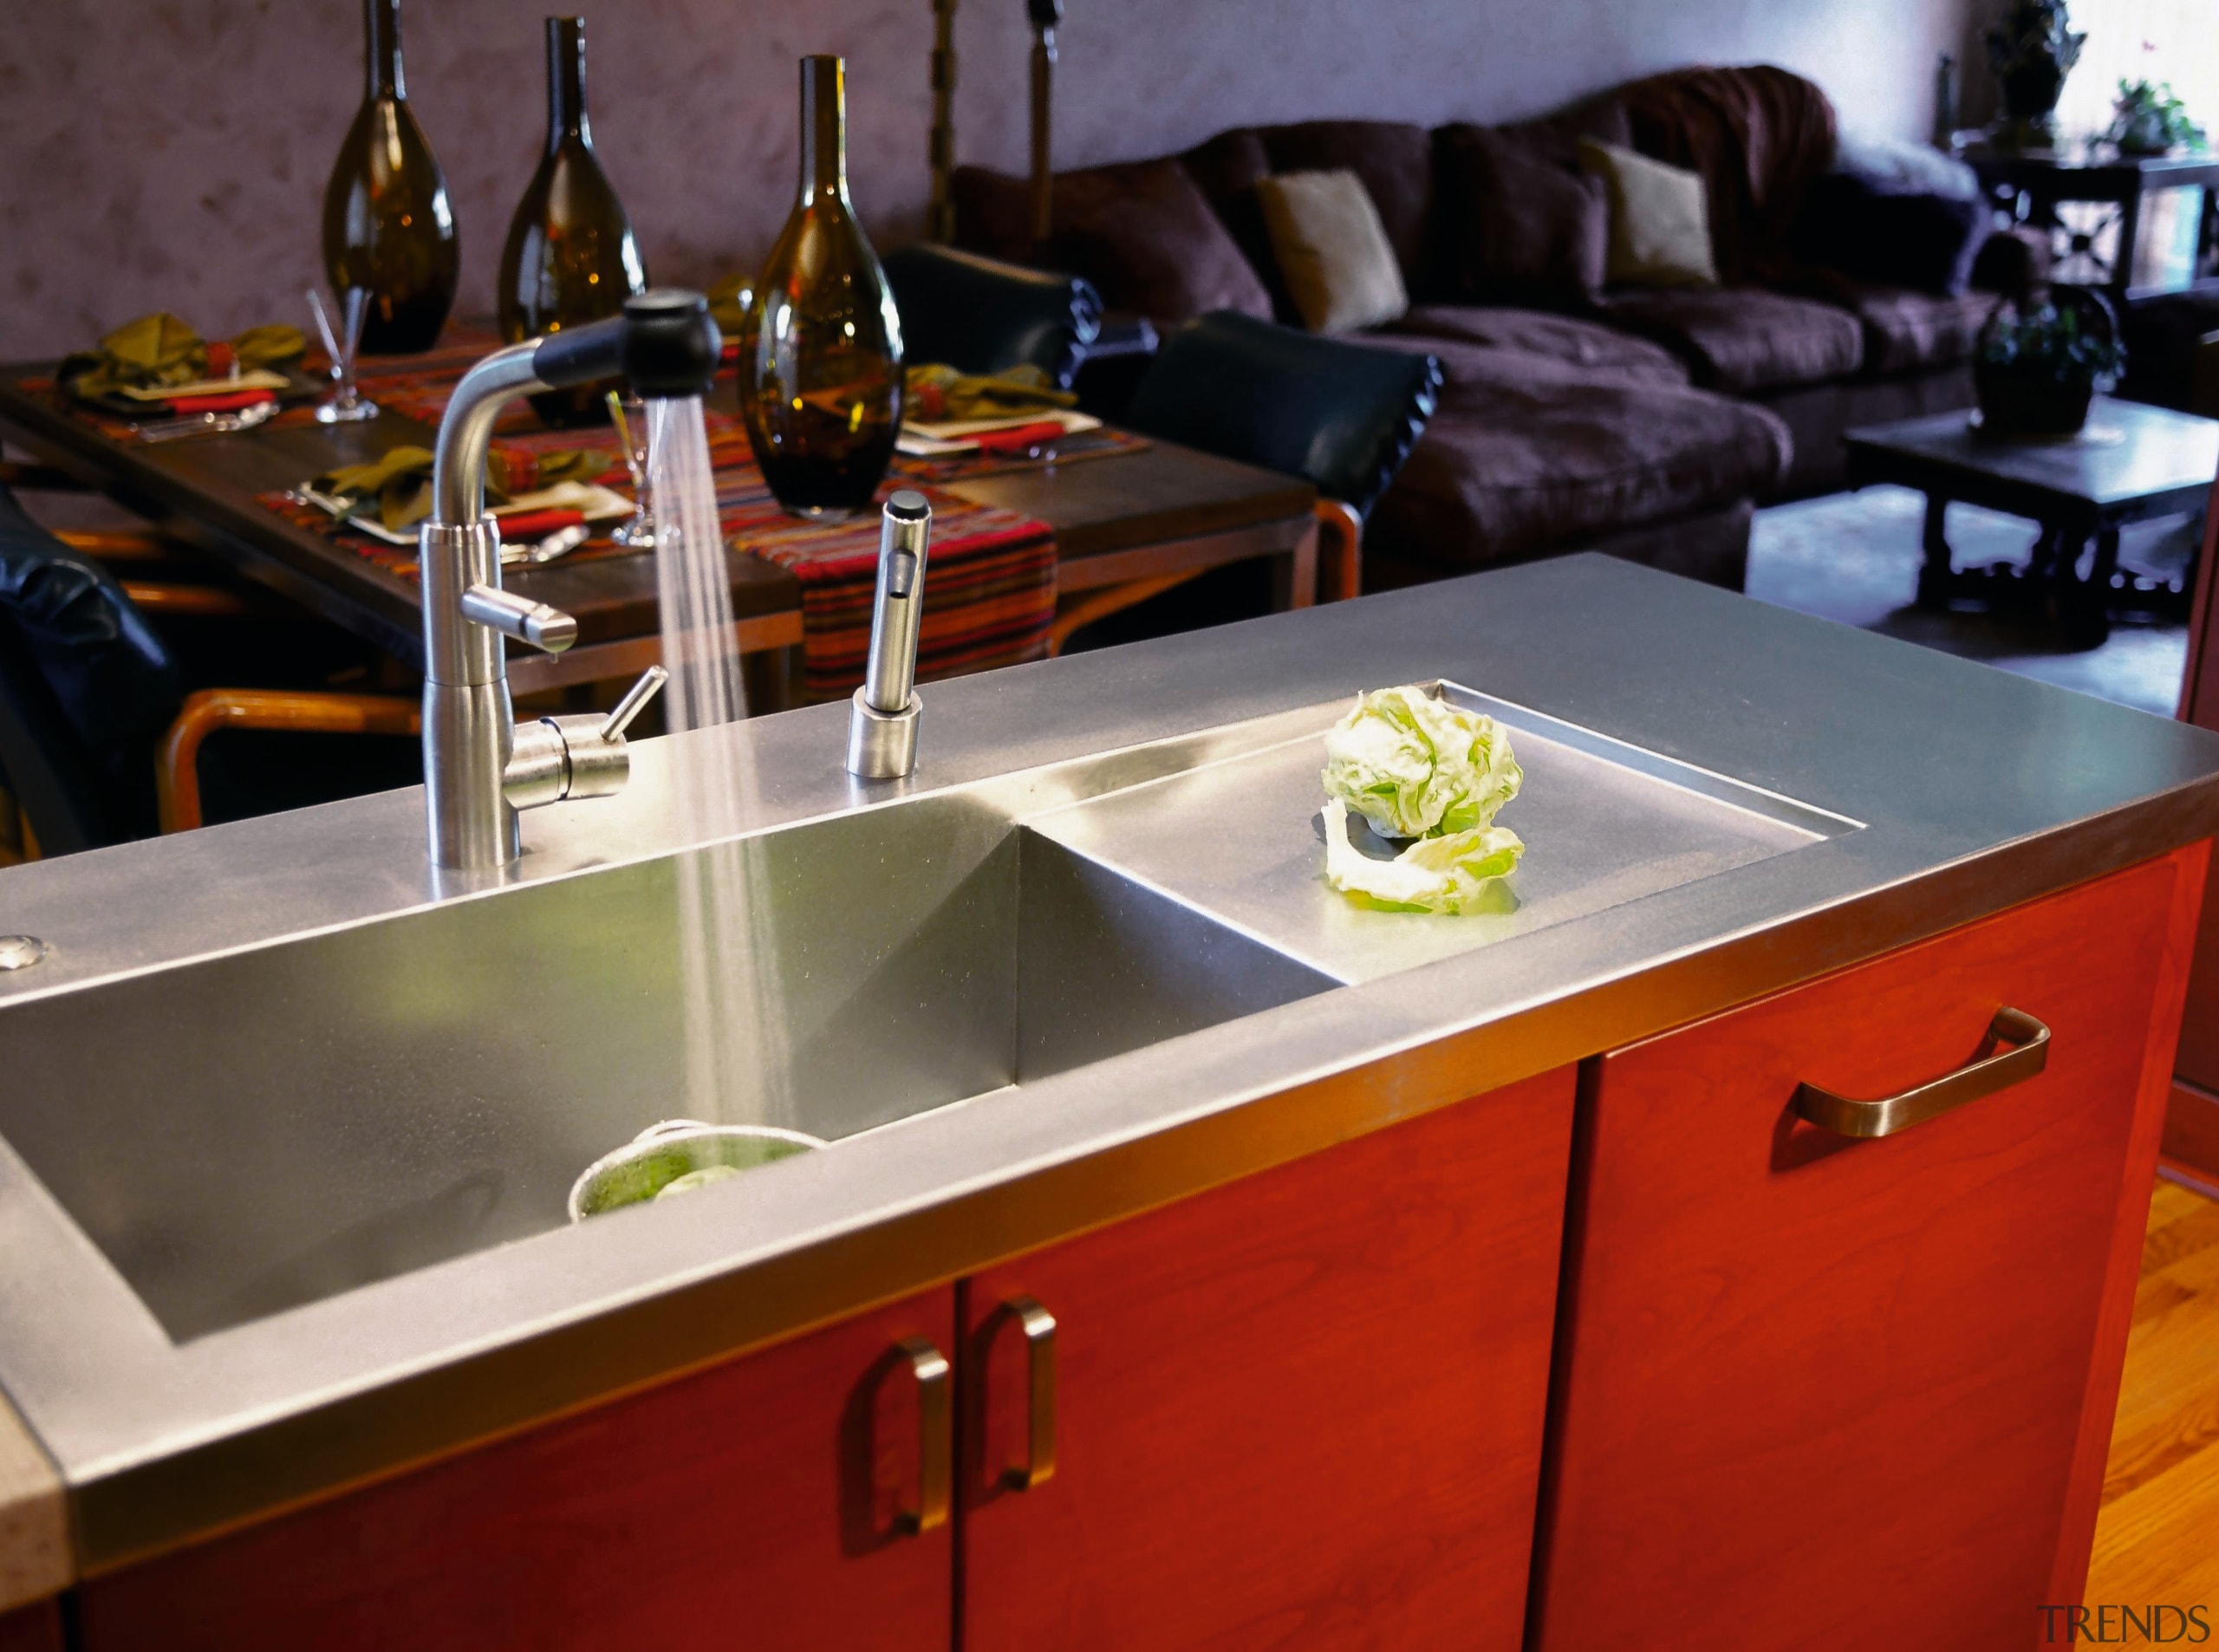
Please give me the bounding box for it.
[1578,140,1719,288]
[1254,169,1409,335]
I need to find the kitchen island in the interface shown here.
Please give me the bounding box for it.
[0,553,2215,1649]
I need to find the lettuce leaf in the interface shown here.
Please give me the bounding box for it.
[1321,797,1525,914]
[1321,685,1521,840]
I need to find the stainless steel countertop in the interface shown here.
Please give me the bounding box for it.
[3,553,2218,1573]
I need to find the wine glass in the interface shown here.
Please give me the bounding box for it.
[606,391,655,549]
[309,287,380,425]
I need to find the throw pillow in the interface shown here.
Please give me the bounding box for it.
[1439,124,1608,304]
[1254,169,1410,335]
[1794,173,1989,297]
[1049,159,1276,323]
[1578,140,1720,289]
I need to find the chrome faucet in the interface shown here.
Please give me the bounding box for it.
[846,491,933,780]
[420,289,721,870]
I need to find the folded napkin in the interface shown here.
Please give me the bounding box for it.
[60,313,304,402]
[905,363,1076,423]
[315,444,614,532]
[166,387,281,414]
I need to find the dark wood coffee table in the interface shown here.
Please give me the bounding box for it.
[0,367,1314,707]
[1844,397,2219,647]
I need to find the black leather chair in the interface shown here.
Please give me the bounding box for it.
[882,244,1103,388]
[0,486,419,857]
[1078,311,1441,638]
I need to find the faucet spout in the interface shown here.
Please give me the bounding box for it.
[417,289,719,871]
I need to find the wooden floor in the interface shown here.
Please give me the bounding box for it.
[2086,1173,2219,1605]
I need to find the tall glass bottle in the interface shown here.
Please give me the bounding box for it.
[499,16,649,427]
[743,55,904,517]
[322,0,460,356]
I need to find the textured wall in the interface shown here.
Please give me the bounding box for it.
[0,0,1969,361]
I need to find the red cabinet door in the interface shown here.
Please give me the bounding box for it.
[1530,850,2205,1651]
[2170,506,2219,1173]
[960,1067,1578,1651]
[79,1287,957,1651]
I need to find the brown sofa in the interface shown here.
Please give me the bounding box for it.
[955,66,2033,592]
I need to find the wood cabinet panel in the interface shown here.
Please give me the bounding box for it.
[2170,498,2219,1164]
[0,1598,63,1652]
[960,1066,1578,1652]
[1530,850,2205,1652]
[78,1288,957,1652]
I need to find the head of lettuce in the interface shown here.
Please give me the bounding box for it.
[1319,685,1525,914]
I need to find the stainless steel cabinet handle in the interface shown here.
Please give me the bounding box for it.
[1793,1006,2050,1139]
[1000,1296,1058,1491]
[896,1337,952,1535]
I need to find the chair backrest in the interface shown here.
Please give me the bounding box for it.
[882,244,1103,388]
[1123,310,1441,517]
[0,487,181,852]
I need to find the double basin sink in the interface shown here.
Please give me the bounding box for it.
[0,684,1854,1343]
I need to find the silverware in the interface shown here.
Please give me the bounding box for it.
[134,400,279,443]
[283,485,419,546]
[501,522,593,567]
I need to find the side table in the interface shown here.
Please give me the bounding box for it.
[1962,142,2219,303]
[1845,397,2219,648]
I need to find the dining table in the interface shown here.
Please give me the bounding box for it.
[0,358,1318,712]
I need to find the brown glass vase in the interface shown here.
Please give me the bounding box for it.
[741,55,904,517]
[322,0,461,354]
[498,16,649,426]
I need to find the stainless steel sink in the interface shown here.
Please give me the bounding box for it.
[0,677,1852,1345]
[0,791,1331,1341]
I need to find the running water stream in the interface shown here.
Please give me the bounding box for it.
[646,396,793,1129]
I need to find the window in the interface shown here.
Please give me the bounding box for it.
[2052,0,2219,141]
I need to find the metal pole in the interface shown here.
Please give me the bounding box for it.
[1029,0,1063,250]
[929,0,959,242]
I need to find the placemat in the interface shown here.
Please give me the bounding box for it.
[40,326,1150,697]
[257,457,1056,704]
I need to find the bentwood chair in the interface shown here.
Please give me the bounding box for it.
[1116,311,1442,619]
[0,485,419,858]
[882,244,1103,389]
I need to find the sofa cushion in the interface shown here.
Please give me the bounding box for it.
[950,160,1273,324]
[1383,304,1690,386]
[1357,341,1792,568]
[1256,170,1410,334]
[1435,125,1608,305]
[1599,286,1864,391]
[1826,283,2001,374]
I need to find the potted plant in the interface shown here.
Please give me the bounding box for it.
[1975,294,2126,437]
[1985,0,2086,149]
[2106,79,2206,156]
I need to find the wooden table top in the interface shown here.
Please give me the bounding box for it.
[0,365,1313,672]
[1846,399,2219,517]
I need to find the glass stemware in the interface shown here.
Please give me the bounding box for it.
[607,391,655,549]
[309,287,380,425]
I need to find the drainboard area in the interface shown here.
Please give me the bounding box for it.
[1025,681,1861,984]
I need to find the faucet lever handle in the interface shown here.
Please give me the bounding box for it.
[599,666,669,743]
[460,582,578,654]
